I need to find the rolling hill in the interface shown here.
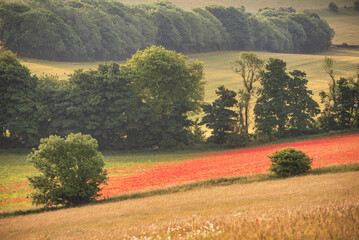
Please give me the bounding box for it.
[20,48,359,103]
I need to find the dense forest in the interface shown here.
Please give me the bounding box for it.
[0,0,334,61]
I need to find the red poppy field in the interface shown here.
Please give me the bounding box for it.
[100,133,359,198]
[1,133,359,211]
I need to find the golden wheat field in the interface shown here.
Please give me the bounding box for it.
[0,172,358,239]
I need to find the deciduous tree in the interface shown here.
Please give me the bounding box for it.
[231,52,264,136]
[0,51,38,147]
[28,133,107,207]
[125,46,205,147]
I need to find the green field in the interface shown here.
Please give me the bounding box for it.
[0,149,201,210]
[20,48,359,103]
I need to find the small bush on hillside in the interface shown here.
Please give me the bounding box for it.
[28,133,107,207]
[329,2,339,12]
[269,148,312,176]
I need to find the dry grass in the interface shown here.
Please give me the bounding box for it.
[316,8,359,45]
[0,171,358,239]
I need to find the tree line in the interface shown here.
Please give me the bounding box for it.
[1,47,204,149]
[202,53,359,146]
[0,0,334,61]
[1,49,358,150]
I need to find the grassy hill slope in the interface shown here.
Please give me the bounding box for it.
[1,171,358,239]
[316,7,359,45]
[20,48,359,103]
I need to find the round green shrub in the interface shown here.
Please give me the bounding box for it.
[269,148,312,176]
[28,133,107,207]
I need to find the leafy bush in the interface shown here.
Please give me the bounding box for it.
[328,2,339,12]
[269,148,312,176]
[28,133,107,207]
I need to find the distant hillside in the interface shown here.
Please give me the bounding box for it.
[120,0,359,45]
[119,0,357,12]
[0,0,334,61]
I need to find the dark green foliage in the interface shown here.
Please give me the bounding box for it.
[28,133,107,207]
[355,1,359,10]
[38,62,160,150]
[0,1,334,61]
[254,9,334,53]
[125,46,205,148]
[269,148,312,176]
[205,4,253,50]
[287,70,321,132]
[319,77,359,131]
[201,86,239,144]
[329,2,339,12]
[1,49,205,150]
[254,58,320,137]
[318,58,359,131]
[0,3,86,61]
[34,75,69,139]
[288,12,333,53]
[254,59,290,136]
[0,51,38,147]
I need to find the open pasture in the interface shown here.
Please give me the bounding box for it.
[316,7,359,45]
[0,171,358,239]
[1,133,358,211]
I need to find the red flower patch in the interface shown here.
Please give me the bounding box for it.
[100,134,359,198]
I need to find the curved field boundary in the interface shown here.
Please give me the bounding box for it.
[101,133,359,197]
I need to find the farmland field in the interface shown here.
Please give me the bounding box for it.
[0,171,358,239]
[1,133,358,212]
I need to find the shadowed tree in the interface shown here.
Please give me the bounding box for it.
[254,58,319,137]
[201,86,238,144]
[0,51,38,147]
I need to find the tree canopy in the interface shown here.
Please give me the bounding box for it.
[0,0,334,61]
[125,46,205,147]
[254,58,320,137]
[28,133,107,206]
